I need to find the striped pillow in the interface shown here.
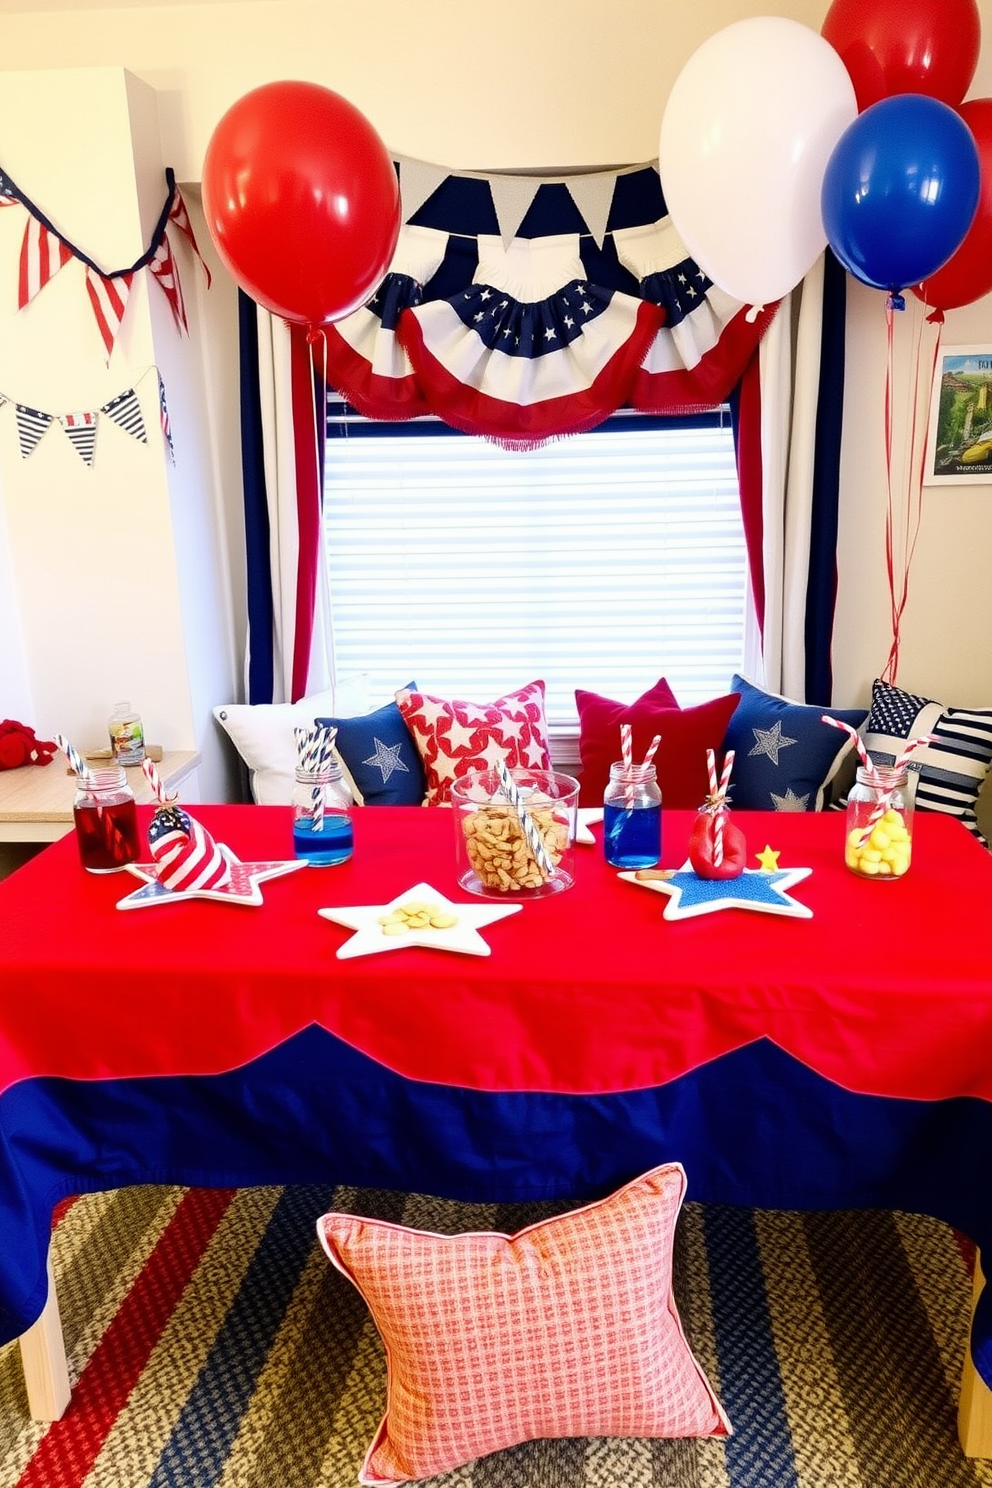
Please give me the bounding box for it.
[859,678,992,846]
[317,1163,729,1486]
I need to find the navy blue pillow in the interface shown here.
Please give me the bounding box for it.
[317,684,426,806]
[721,675,867,811]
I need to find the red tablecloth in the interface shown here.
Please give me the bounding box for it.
[1,805,990,1101]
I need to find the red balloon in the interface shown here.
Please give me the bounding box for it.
[201,81,400,326]
[914,99,992,312]
[822,0,981,112]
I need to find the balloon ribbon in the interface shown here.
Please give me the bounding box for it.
[881,297,941,685]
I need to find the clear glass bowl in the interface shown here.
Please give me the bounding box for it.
[450,767,580,899]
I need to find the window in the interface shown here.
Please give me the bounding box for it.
[322,402,747,750]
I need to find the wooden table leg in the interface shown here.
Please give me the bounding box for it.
[960,1252,992,1457]
[17,1255,70,1421]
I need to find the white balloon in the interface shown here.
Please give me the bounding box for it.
[658,16,857,306]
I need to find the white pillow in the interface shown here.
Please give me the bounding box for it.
[213,677,369,805]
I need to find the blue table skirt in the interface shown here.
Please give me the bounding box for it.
[3,1026,991,1385]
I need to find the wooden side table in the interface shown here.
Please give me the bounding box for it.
[0,750,201,845]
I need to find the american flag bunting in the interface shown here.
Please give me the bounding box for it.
[85,267,134,362]
[168,189,211,287]
[59,411,98,466]
[148,233,188,333]
[100,386,147,444]
[18,218,73,308]
[14,404,53,459]
[158,373,175,464]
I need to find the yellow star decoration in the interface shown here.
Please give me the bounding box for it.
[756,844,781,872]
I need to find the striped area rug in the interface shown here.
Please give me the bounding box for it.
[1,1184,990,1488]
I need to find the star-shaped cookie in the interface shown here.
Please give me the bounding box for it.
[318,881,521,958]
[117,847,306,909]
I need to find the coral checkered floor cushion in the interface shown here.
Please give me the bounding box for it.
[317,1163,729,1485]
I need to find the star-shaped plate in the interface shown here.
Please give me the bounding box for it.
[117,846,306,910]
[619,862,813,920]
[318,881,521,959]
[575,807,603,846]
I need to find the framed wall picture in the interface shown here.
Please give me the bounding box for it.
[925,346,992,484]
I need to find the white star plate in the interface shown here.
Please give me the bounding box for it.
[619,862,813,920]
[575,807,603,846]
[117,845,307,909]
[318,881,521,959]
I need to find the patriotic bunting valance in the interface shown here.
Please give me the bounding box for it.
[0,165,210,363]
[319,157,778,446]
[0,369,174,467]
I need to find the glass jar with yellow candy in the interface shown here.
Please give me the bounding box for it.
[845,765,913,880]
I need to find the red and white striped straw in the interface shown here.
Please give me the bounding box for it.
[141,756,179,806]
[705,747,719,800]
[821,715,872,773]
[713,749,737,868]
[893,732,935,771]
[641,734,662,771]
[855,732,933,846]
[718,748,735,800]
[620,722,634,808]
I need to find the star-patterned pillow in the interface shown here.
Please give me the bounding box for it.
[395,681,553,805]
[721,675,867,812]
[317,686,426,807]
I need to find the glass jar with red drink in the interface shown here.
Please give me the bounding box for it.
[72,766,141,873]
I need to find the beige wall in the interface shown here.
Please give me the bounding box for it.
[1,0,991,811]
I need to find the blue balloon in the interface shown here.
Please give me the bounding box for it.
[821,94,980,294]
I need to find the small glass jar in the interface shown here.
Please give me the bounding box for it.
[451,767,579,898]
[292,761,354,866]
[845,764,913,880]
[73,766,141,873]
[603,761,662,869]
[108,701,144,765]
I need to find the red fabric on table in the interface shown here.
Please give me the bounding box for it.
[1,806,990,1103]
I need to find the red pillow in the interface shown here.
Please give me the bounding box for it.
[576,687,741,808]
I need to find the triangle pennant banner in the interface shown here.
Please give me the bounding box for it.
[100,386,147,444]
[85,267,134,363]
[158,373,175,465]
[488,174,543,249]
[15,404,53,459]
[59,410,98,466]
[397,156,448,226]
[18,219,73,308]
[168,189,211,287]
[566,171,619,251]
[149,234,188,333]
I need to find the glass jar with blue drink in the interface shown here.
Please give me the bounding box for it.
[603,761,661,868]
[292,761,354,866]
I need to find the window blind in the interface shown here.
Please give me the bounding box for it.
[322,403,746,733]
